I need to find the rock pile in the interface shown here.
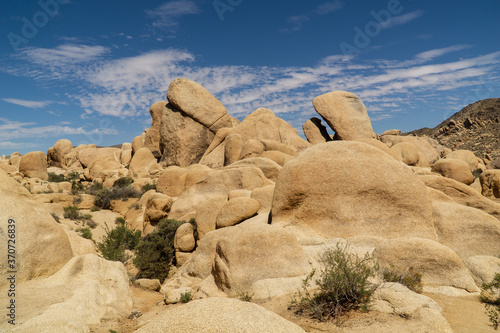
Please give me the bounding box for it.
[1,77,499,332]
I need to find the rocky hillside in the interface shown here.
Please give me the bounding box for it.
[407,98,500,159]
[1,78,500,332]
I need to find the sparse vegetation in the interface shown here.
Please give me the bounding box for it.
[133,218,184,281]
[49,171,81,183]
[71,180,84,195]
[63,205,81,220]
[80,228,93,240]
[481,273,500,330]
[73,195,82,205]
[92,180,141,210]
[382,266,422,293]
[130,202,142,210]
[141,182,157,193]
[238,290,254,302]
[48,172,65,183]
[113,176,134,188]
[50,212,60,223]
[290,244,378,322]
[97,219,141,262]
[85,219,98,229]
[180,291,192,303]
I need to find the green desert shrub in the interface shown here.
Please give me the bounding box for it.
[290,244,378,321]
[180,291,192,303]
[133,218,184,281]
[382,266,422,293]
[63,205,81,220]
[97,220,141,262]
[92,182,141,210]
[48,172,65,183]
[113,176,134,188]
[481,273,500,330]
[141,182,157,194]
[63,206,94,223]
[80,228,93,240]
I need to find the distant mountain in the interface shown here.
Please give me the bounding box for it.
[406,98,500,159]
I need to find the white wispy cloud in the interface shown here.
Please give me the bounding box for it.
[21,44,109,65]
[4,43,500,130]
[0,117,118,141]
[0,141,36,150]
[315,1,343,15]
[146,0,201,30]
[385,10,424,28]
[2,98,53,108]
[282,15,310,33]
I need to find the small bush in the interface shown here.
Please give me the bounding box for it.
[115,217,126,225]
[93,185,141,210]
[98,221,141,262]
[382,266,422,293]
[290,244,378,321]
[481,273,500,330]
[64,206,81,220]
[86,219,98,229]
[63,206,94,225]
[133,218,184,281]
[73,195,82,205]
[87,180,104,195]
[66,172,80,181]
[71,181,84,195]
[48,172,65,182]
[238,290,254,302]
[113,176,134,188]
[180,291,192,303]
[50,212,60,223]
[141,182,157,193]
[80,228,93,240]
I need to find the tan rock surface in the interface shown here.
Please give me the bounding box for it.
[370,237,478,292]
[420,174,500,220]
[169,166,273,220]
[166,77,232,132]
[134,297,305,333]
[480,169,500,198]
[312,91,375,140]
[0,169,73,286]
[19,151,48,180]
[271,141,436,240]
[160,104,214,167]
[194,195,227,240]
[432,201,500,259]
[432,158,474,185]
[7,254,132,333]
[174,222,196,252]
[129,147,158,178]
[302,117,332,144]
[216,197,260,228]
[47,139,73,168]
[144,101,166,158]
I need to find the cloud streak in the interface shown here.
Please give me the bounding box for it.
[146,0,201,31]
[5,43,500,131]
[0,117,118,141]
[2,98,53,108]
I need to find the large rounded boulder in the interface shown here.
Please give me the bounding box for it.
[19,151,48,180]
[271,141,436,239]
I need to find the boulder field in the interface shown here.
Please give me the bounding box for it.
[1,77,499,332]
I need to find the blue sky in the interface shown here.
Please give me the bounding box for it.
[1,0,499,156]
